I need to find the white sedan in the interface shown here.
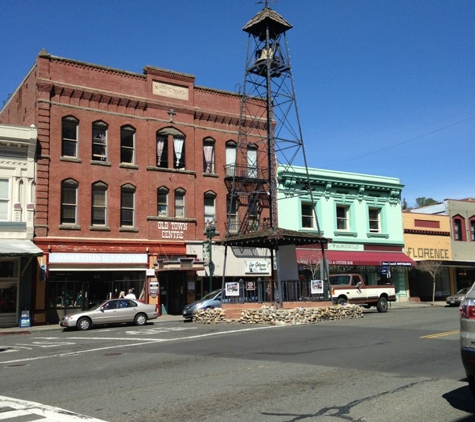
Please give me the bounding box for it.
[60,299,159,330]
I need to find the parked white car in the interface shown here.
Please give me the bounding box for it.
[60,298,158,330]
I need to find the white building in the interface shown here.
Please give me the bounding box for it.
[0,124,43,327]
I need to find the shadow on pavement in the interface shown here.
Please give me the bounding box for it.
[442,382,475,418]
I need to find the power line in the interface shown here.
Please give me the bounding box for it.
[327,113,475,168]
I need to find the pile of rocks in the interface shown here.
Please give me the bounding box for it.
[238,304,363,325]
[193,308,227,324]
[192,304,363,325]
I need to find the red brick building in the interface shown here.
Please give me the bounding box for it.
[0,50,257,323]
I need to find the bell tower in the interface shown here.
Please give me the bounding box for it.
[224,3,320,237]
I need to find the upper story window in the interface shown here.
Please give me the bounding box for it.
[173,136,185,169]
[225,141,237,176]
[470,217,475,242]
[368,208,380,233]
[120,126,135,164]
[120,184,135,227]
[157,187,169,217]
[203,138,215,174]
[61,179,78,225]
[62,116,79,158]
[248,196,259,231]
[301,202,314,229]
[175,189,185,218]
[247,144,258,178]
[336,205,349,230]
[91,182,107,226]
[156,134,168,168]
[0,179,9,221]
[453,215,466,241]
[204,191,216,225]
[92,121,108,162]
[227,194,238,233]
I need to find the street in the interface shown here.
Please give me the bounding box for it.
[0,306,474,422]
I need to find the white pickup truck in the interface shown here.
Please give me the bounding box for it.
[330,273,396,313]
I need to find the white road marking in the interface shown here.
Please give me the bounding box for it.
[0,395,108,421]
[1,325,280,365]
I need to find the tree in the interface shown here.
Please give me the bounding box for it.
[402,198,408,210]
[416,260,443,304]
[415,197,439,207]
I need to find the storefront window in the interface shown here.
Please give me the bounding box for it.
[0,259,18,313]
[47,271,145,310]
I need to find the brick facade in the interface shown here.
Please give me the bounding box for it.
[0,51,252,321]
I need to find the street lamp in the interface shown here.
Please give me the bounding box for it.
[205,218,217,293]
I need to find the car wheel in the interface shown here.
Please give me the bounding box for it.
[336,297,347,305]
[134,313,147,326]
[376,297,388,313]
[77,317,92,331]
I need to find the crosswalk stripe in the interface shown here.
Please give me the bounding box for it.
[0,396,108,421]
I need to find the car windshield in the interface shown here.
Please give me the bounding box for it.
[202,289,222,300]
[458,287,470,295]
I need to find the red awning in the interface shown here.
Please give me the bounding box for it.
[296,249,415,267]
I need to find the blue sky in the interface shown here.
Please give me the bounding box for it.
[1,0,474,207]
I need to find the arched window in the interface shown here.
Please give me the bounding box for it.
[61,179,78,225]
[92,121,108,162]
[157,187,169,216]
[247,144,258,178]
[121,125,135,164]
[92,182,108,226]
[121,184,136,227]
[204,191,216,224]
[225,141,237,176]
[175,188,186,218]
[203,138,215,173]
[62,116,79,158]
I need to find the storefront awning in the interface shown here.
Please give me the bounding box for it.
[0,240,43,256]
[296,249,415,267]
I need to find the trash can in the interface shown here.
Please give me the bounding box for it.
[19,310,31,328]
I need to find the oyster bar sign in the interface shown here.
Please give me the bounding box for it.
[158,221,188,239]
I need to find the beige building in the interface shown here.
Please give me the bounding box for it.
[404,199,475,301]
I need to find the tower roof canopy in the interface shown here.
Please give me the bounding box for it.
[218,227,328,248]
[243,6,292,39]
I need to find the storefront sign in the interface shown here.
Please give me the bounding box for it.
[49,253,147,264]
[406,247,449,260]
[328,243,364,251]
[158,221,188,239]
[245,260,269,274]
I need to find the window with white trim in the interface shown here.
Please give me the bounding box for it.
[368,208,380,233]
[336,205,348,230]
[301,202,314,229]
[0,179,9,221]
[156,134,168,168]
[173,136,185,169]
[227,194,238,233]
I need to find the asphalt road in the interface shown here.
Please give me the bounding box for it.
[0,306,473,422]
